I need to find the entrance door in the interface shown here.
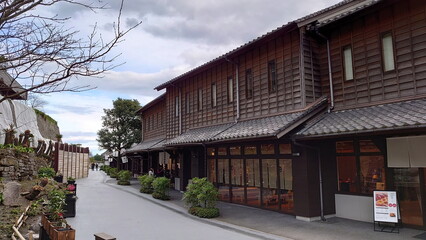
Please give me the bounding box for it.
[393,168,424,227]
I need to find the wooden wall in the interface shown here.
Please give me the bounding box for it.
[55,143,90,182]
[142,99,166,140]
[165,30,303,139]
[320,0,426,109]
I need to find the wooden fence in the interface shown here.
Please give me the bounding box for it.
[54,143,90,182]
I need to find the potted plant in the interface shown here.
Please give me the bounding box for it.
[67,177,75,185]
[54,172,64,183]
[183,177,220,218]
[152,177,171,200]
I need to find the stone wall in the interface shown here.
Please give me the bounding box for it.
[36,113,60,140]
[0,149,49,181]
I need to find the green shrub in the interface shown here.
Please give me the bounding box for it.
[183,177,219,208]
[138,174,154,194]
[152,177,170,200]
[109,168,118,178]
[117,170,131,185]
[38,167,56,178]
[188,207,220,218]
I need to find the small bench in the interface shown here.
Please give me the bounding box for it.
[94,232,116,240]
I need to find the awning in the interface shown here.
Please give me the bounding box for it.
[125,138,165,154]
[297,98,426,139]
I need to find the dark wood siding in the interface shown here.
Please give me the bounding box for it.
[302,30,323,105]
[142,98,166,140]
[320,0,426,109]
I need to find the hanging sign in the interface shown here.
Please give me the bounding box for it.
[373,191,398,223]
[121,156,128,163]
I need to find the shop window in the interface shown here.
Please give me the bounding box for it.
[231,159,244,204]
[218,147,227,156]
[279,159,293,213]
[244,145,257,155]
[245,69,253,99]
[246,159,260,207]
[359,140,380,153]
[268,60,277,93]
[337,156,358,193]
[279,144,291,154]
[207,148,215,156]
[262,159,278,209]
[218,159,230,201]
[336,141,354,153]
[382,32,395,72]
[360,156,385,194]
[261,144,275,155]
[230,146,241,155]
[343,45,354,81]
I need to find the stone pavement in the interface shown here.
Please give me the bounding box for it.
[71,170,426,240]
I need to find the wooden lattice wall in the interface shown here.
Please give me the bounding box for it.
[54,143,90,182]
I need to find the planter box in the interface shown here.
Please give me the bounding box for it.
[64,194,76,218]
[51,226,75,240]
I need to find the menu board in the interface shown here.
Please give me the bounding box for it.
[373,191,398,223]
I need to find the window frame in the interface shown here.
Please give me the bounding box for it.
[342,45,354,81]
[211,83,217,108]
[198,88,203,111]
[175,95,179,117]
[227,76,234,103]
[268,60,277,93]
[381,32,396,73]
[245,69,253,99]
[185,92,190,114]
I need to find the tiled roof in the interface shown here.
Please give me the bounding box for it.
[136,93,165,114]
[297,98,426,138]
[166,97,327,145]
[125,138,165,153]
[165,123,234,145]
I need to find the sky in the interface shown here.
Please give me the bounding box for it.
[38,0,343,155]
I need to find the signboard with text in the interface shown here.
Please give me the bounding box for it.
[373,191,398,223]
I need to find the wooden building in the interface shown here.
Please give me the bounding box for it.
[127,0,426,229]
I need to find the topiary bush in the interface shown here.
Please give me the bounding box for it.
[152,177,171,200]
[138,174,154,194]
[38,167,56,178]
[117,170,131,185]
[183,177,220,218]
[109,168,118,178]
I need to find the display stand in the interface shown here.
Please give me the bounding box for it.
[372,190,400,234]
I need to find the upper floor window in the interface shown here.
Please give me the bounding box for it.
[185,92,190,114]
[211,83,217,107]
[343,45,354,81]
[245,69,253,99]
[198,88,203,111]
[175,96,179,117]
[227,77,233,103]
[268,60,277,93]
[382,32,395,72]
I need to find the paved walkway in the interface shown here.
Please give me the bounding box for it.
[69,170,425,240]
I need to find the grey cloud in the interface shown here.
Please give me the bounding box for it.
[51,104,96,115]
[62,131,97,137]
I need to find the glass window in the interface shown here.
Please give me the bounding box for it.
[218,159,229,201]
[207,159,216,183]
[175,96,179,117]
[360,156,385,194]
[262,159,278,209]
[211,83,217,107]
[261,144,275,155]
[246,159,260,207]
[230,146,241,155]
[382,33,395,72]
[336,141,354,153]
[337,156,358,193]
[343,45,354,81]
[185,92,190,114]
[198,88,203,111]
[279,159,293,213]
[268,60,277,93]
[244,145,257,155]
[359,140,381,153]
[279,144,291,154]
[245,69,253,99]
[231,159,244,204]
[207,148,215,156]
[228,77,233,103]
[218,147,227,156]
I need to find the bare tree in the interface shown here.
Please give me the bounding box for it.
[24,93,47,110]
[0,0,141,103]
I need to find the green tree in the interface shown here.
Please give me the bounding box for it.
[97,98,141,168]
[93,154,103,162]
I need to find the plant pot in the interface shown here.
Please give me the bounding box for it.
[63,194,76,218]
[54,175,64,183]
[51,225,75,240]
[67,180,76,185]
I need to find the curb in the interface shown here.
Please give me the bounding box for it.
[102,173,291,240]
